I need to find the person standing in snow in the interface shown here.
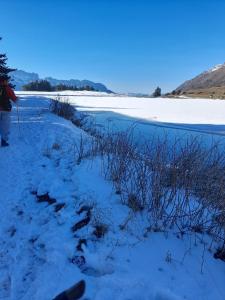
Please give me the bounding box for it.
[0,77,18,146]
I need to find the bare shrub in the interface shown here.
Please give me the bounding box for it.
[73,134,89,164]
[49,96,75,120]
[127,193,144,212]
[93,128,225,249]
[52,142,60,150]
[48,96,225,251]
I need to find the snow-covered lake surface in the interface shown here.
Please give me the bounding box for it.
[17,91,225,140]
[1,92,224,299]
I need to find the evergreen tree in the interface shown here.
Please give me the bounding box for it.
[23,80,98,92]
[23,80,53,91]
[152,86,161,97]
[0,37,16,84]
[55,84,78,91]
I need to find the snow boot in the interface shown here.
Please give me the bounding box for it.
[53,280,86,300]
[1,139,9,147]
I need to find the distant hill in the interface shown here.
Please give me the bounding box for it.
[11,70,112,93]
[11,70,39,90]
[174,63,225,99]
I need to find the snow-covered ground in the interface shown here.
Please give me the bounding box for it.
[1,93,225,300]
[16,90,115,97]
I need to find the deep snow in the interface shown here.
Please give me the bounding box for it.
[0,94,225,300]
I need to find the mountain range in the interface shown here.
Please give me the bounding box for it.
[11,70,111,93]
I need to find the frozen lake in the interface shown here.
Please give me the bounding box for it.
[17,91,225,146]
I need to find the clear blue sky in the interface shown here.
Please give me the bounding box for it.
[1,0,225,93]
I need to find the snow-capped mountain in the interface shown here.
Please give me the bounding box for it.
[175,62,225,93]
[11,70,111,92]
[207,63,225,73]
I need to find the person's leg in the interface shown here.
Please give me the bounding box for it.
[1,111,10,143]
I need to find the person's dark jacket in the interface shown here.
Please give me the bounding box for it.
[0,85,17,111]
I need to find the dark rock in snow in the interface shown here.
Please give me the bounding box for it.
[54,203,65,212]
[37,193,57,205]
[71,216,91,232]
[76,239,87,252]
[76,205,92,215]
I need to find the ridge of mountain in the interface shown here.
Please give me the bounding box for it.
[11,70,111,92]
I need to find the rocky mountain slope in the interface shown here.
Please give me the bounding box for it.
[175,63,225,98]
[11,70,111,92]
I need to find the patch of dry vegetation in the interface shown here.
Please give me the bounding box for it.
[50,97,225,257]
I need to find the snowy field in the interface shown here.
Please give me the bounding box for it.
[1,93,225,299]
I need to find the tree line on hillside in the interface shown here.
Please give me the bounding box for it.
[22,80,98,92]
